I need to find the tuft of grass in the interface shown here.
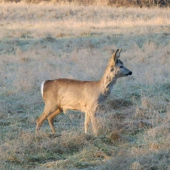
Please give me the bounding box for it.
[0,0,170,7]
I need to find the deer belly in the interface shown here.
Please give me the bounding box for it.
[62,102,82,113]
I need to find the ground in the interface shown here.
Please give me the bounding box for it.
[0,3,170,170]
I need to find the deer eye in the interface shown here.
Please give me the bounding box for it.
[120,66,123,68]
[110,68,114,72]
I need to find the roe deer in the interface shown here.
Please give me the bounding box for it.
[36,49,132,135]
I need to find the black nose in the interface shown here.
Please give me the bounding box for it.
[129,71,132,75]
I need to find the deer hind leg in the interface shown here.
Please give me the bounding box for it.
[84,112,90,134]
[36,104,58,132]
[47,108,61,134]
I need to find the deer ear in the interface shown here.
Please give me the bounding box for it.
[112,49,120,62]
[119,49,122,55]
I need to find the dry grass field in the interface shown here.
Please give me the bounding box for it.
[0,3,170,170]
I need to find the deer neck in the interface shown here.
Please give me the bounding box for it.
[100,66,117,96]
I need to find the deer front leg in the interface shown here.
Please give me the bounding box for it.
[90,112,98,136]
[84,112,90,134]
